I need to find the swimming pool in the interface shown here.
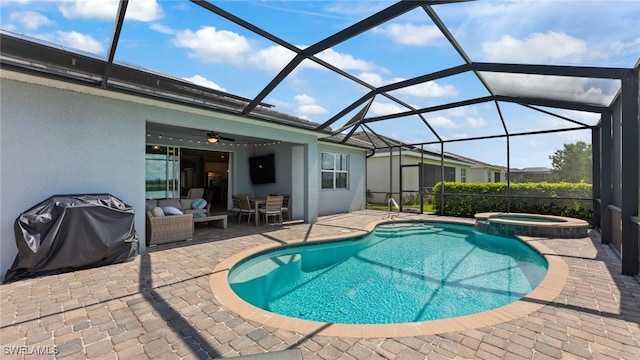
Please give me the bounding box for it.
[228,222,547,325]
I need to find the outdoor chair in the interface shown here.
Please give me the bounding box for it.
[186,188,205,199]
[259,195,283,226]
[281,194,290,221]
[237,195,256,225]
[231,195,241,221]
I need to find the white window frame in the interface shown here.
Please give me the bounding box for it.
[321,152,349,190]
[460,168,467,183]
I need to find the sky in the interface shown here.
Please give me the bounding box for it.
[1,0,639,169]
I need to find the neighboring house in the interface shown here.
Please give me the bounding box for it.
[350,133,506,204]
[443,153,507,184]
[0,35,367,276]
[508,167,561,183]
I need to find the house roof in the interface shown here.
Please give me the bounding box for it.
[0,31,326,133]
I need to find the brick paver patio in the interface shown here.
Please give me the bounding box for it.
[1,210,639,359]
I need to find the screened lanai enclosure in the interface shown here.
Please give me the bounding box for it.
[1,1,638,273]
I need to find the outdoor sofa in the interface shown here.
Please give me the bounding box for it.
[145,198,227,246]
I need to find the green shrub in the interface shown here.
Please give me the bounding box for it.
[431,181,593,225]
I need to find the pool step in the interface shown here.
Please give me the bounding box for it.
[375,223,443,237]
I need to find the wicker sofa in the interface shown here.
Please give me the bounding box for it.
[145,211,193,246]
[145,198,208,246]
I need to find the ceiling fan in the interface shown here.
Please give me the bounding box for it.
[206,131,235,144]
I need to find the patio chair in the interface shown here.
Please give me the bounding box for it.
[231,194,241,221]
[259,195,283,226]
[186,188,205,199]
[281,194,290,221]
[237,195,256,225]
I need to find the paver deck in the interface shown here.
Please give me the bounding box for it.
[1,210,639,359]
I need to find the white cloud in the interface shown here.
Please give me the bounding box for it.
[52,30,104,54]
[427,116,459,128]
[465,117,487,128]
[482,31,591,63]
[395,82,458,98]
[482,72,616,105]
[315,48,382,72]
[369,101,407,117]
[57,0,163,22]
[359,72,458,98]
[9,11,53,30]
[294,94,327,116]
[150,23,174,35]
[374,23,443,46]
[183,75,226,92]
[248,45,297,72]
[173,26,251,65]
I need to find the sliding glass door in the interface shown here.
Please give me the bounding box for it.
[145,145,180,199]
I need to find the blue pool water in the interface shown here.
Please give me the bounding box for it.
[229,222,548,324]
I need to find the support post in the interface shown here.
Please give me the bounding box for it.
[592,127,601,230]
[600,111,612,244]
[621,71,639,275]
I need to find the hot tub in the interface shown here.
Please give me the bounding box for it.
[474,212,589,239]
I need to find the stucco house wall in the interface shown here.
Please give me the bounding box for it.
[0,71,366,277]
[317,143,367,216]
[0,76,146,277]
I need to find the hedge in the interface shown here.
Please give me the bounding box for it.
[431,181,593,225]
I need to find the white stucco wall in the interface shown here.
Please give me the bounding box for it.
[317,143,366,215]
[1,77,146,278]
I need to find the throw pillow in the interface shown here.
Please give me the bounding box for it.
[163,206,184,215]
[191,198,207,209]
[151,206,165,217]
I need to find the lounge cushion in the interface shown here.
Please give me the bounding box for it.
[191,198,207,209]
[179,198,194,210]
[183,208,207,215]
[163,206,183,215]
[151,206,165,217]
[157,199,181,209]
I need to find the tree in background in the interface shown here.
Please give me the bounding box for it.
[549,141,592,182]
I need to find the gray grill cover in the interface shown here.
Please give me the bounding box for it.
[5,194,139,282]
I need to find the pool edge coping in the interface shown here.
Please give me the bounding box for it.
[209,218,569,338]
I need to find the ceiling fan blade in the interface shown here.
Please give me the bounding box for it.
[219,136,235,142]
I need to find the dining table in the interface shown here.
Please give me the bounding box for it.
[249,198,266,226]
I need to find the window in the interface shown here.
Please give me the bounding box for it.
[460,168,467,183]
[145,145,179,199]
[321,153,348,189]
[487,171,492,183]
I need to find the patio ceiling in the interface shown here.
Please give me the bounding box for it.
[1,0,638,155]
[145,122,291,148]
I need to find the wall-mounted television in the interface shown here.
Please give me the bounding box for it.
[249,154,275,184]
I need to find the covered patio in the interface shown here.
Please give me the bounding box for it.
[1,211,640,359]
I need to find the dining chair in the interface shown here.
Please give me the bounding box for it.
[231,195,241,221]
[237,196,256,225]
[281,194,290,221]
[186,188,205,199]
[259,196,283,226]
